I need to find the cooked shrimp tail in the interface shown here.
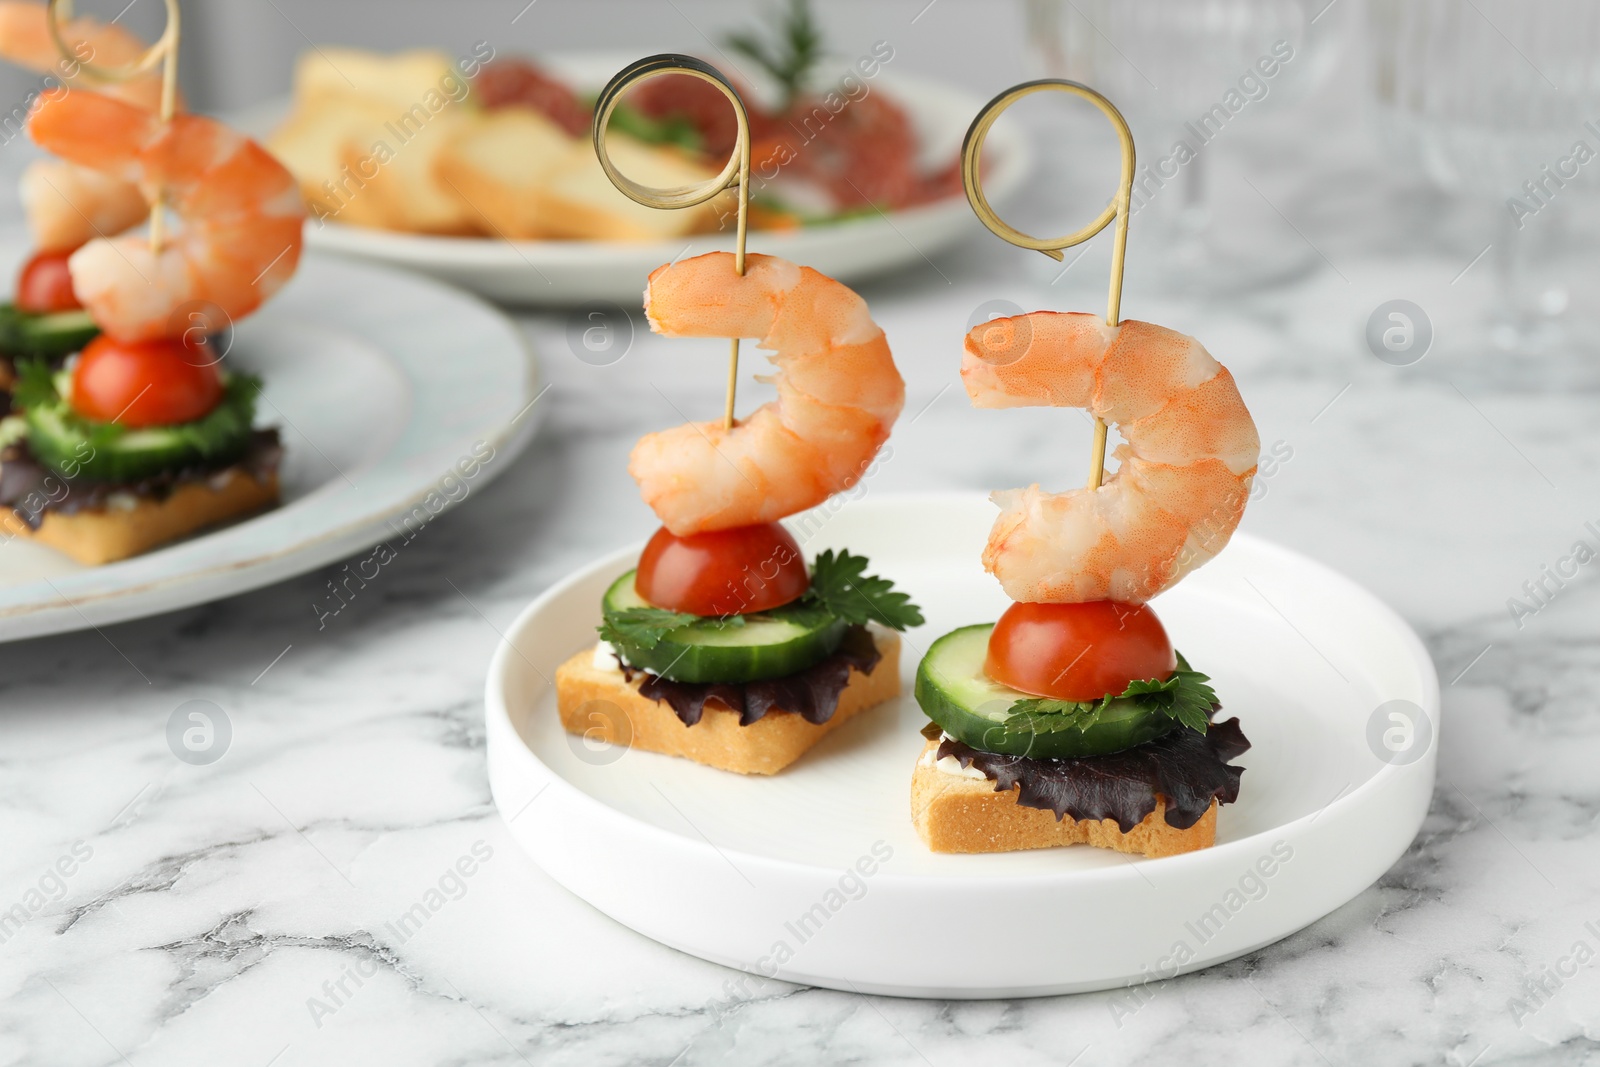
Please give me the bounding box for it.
[28,88,304,341]
[19,158,148,251]
[962,312,1259,603]
[631,252,904,534]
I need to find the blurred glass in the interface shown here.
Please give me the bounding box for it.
[1368,0,1600,362]
[1023,0,1348,294]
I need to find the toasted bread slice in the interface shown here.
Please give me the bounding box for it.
[555,632,901,775]
[267,97,396,225]
[338,107,479,234]
[290,47,464,114]
[911,738,1218,858]
[523,133,729,242]
[434,109,575,239]
[1,467,279,565]
[274,45,479,234]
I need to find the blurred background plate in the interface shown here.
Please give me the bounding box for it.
[284,55,1030,306]
[0,246,542,641]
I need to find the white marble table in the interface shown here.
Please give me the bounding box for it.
[5,40,1600,1067]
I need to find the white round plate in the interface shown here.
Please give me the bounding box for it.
[296,55,1030,306]
[485,493,1438,999]
[0,248,541,642]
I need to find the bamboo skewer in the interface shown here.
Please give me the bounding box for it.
[149,5,179,253]
[960,80,1136,492]
[724,150,750,430]
[46,0,183,255]
[594,54,752,432]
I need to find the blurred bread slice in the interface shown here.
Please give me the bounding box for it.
[271,47,479,232]
[435,109,575,238]
[532,135,729,241]
[291,47,467,112]
[267,97,395,227]
[270,45,727,240]
[341,108,478,234]
[0,467,280,566]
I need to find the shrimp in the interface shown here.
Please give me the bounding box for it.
[27,88,304,342]
[0,0,171,111]
[631,251,904,535]
[0,1,175,249]
[19,158,147,251]
[962,312,1259,604]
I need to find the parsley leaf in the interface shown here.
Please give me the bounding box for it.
[597,607,698,650]
[999,654,1219,737]
[10,358,60,412]
[1163,667,1219,733]
[723,0,824,113]
[800,548,924,631]
[600,102,704,153]
[998,701,1113,737]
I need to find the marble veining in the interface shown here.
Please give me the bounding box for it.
[3,39,1600,1067]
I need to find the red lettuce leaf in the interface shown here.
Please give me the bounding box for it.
[935,716,1250,832]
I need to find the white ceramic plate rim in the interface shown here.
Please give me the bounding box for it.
[306,190,1012,265]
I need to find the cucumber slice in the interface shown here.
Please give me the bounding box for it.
[24,375,259,483]
[602,570,848,684]
[0,304,98,360]
[914,624,1178,759]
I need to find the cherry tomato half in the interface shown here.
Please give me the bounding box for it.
[16,249,81,313]
[70,334,223,427]
[985,600,1176,702]
[636,522,809,616]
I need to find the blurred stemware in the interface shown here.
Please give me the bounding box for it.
[1023,0,1348,295]
[1367,0,1600,372]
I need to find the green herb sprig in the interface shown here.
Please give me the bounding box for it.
[10,357,60,413]
[597,607,700,650]
[799,548,923,631]
[999,654,1218,738]
[723,0,824,113]
[595,101,704,153]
